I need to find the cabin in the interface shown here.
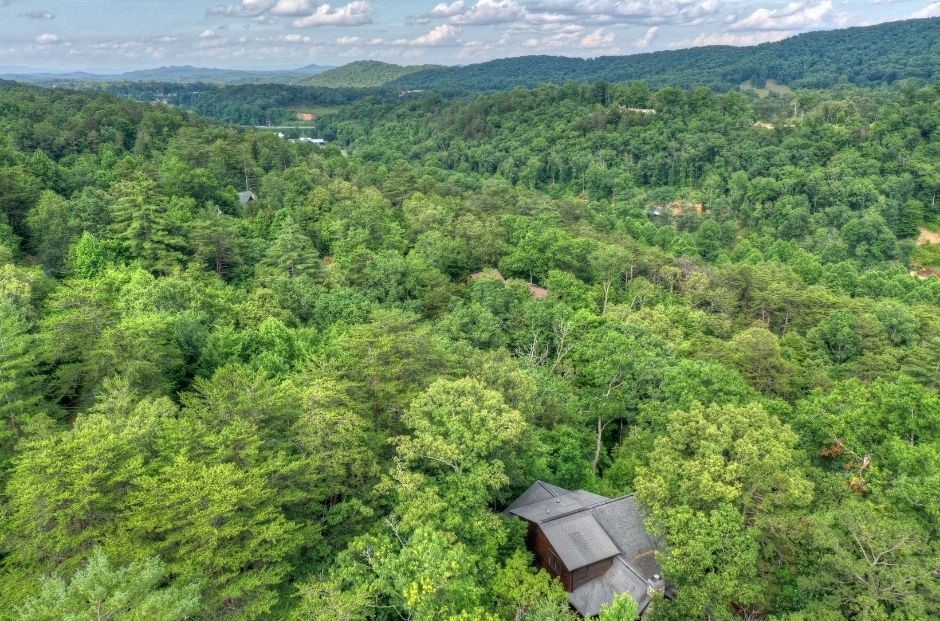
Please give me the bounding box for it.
[238,190,256,206]
[507,482,670,617]
[293,137,328,146]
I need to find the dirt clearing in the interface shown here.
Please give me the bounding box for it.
[917,227,940,245]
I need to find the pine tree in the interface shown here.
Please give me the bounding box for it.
[262,216,320,278]
[110,180,189,275]
[16,548,201,621]
[0,303,47,473]
[192,207,243,278]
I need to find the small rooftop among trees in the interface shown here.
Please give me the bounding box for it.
[507,481,670,617]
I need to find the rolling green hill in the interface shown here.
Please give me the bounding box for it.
[390,18,939,93]
[300,60,442,88]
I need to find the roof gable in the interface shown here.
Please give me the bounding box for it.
[506,480,568,513]
[507,482,608,524]
[568,557,651,617]
[540,512,620,570]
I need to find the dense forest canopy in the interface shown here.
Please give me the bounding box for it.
[104,82,371,127]
[300,61,443,89]
[0,58,938,621]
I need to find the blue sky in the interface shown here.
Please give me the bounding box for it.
[0,1,937,72]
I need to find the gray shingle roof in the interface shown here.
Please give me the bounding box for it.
[508,482,666,617]
[506,480,568,514]
[539,511,620,570]
[592,495,661,567]
[568,556,651,617]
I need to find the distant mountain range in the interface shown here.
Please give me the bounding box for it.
[387,18,939,93]
[2,18,937,94]
[299,61,442,88]
[0,64,333,86]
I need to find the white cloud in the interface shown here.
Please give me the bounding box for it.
[580,27,614,48]
[451,0,526,25]
[336,35,361,44]
[373,24,461,47]
[428,1,465,18]
[400,24,460,46]
[688,30,795,46]
[208,0,371,26]
[270,0,316,16]
[425,0,722,29]
[912,1,940,17]
[281,33,312,43]
[636,25,658,47]
[292,2,372,27]
[19,10,55,20]
[520,23,611,49]
[208,0,274,17]
[35,33,60,44]
[731,1,834,30]
[199,29,219,39]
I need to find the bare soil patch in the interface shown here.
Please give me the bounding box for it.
[917,227,940,245]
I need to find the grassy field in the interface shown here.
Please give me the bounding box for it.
[288,105,342,123]
[740,79,793,97]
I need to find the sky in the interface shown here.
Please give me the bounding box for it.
[0,0,938,72]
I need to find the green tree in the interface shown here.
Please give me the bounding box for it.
[125,456,301,621]
[597,593,639,621]
[875,302,918,347]
[0,303,47,472]
[68,232,108,278]
[26,191,74,274]
[816,309,861,362]
[16,548,200,621]
[654,505,763,621]
[636,402,812,531]
[110,180,189,275]
[395,377,529,501]
[1,402,162,608]
[261,216,321,278]
[807,502,940,620]
[192,208,243,278]
[728,326,794,396]
[695,219,724,261]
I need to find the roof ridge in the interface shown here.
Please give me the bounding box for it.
[614,554,653,584]
[535,480,565,496]
[537,504,594,523]
[535,490,632,523]
[592,492,637,506]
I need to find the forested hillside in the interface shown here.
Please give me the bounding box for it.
[301,61,441,88]
[392,18,939,92]
[105,82,369,126]
[0,74,938,621]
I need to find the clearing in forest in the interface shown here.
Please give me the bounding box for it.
[917,227,940,245]
[740,79,792,97]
